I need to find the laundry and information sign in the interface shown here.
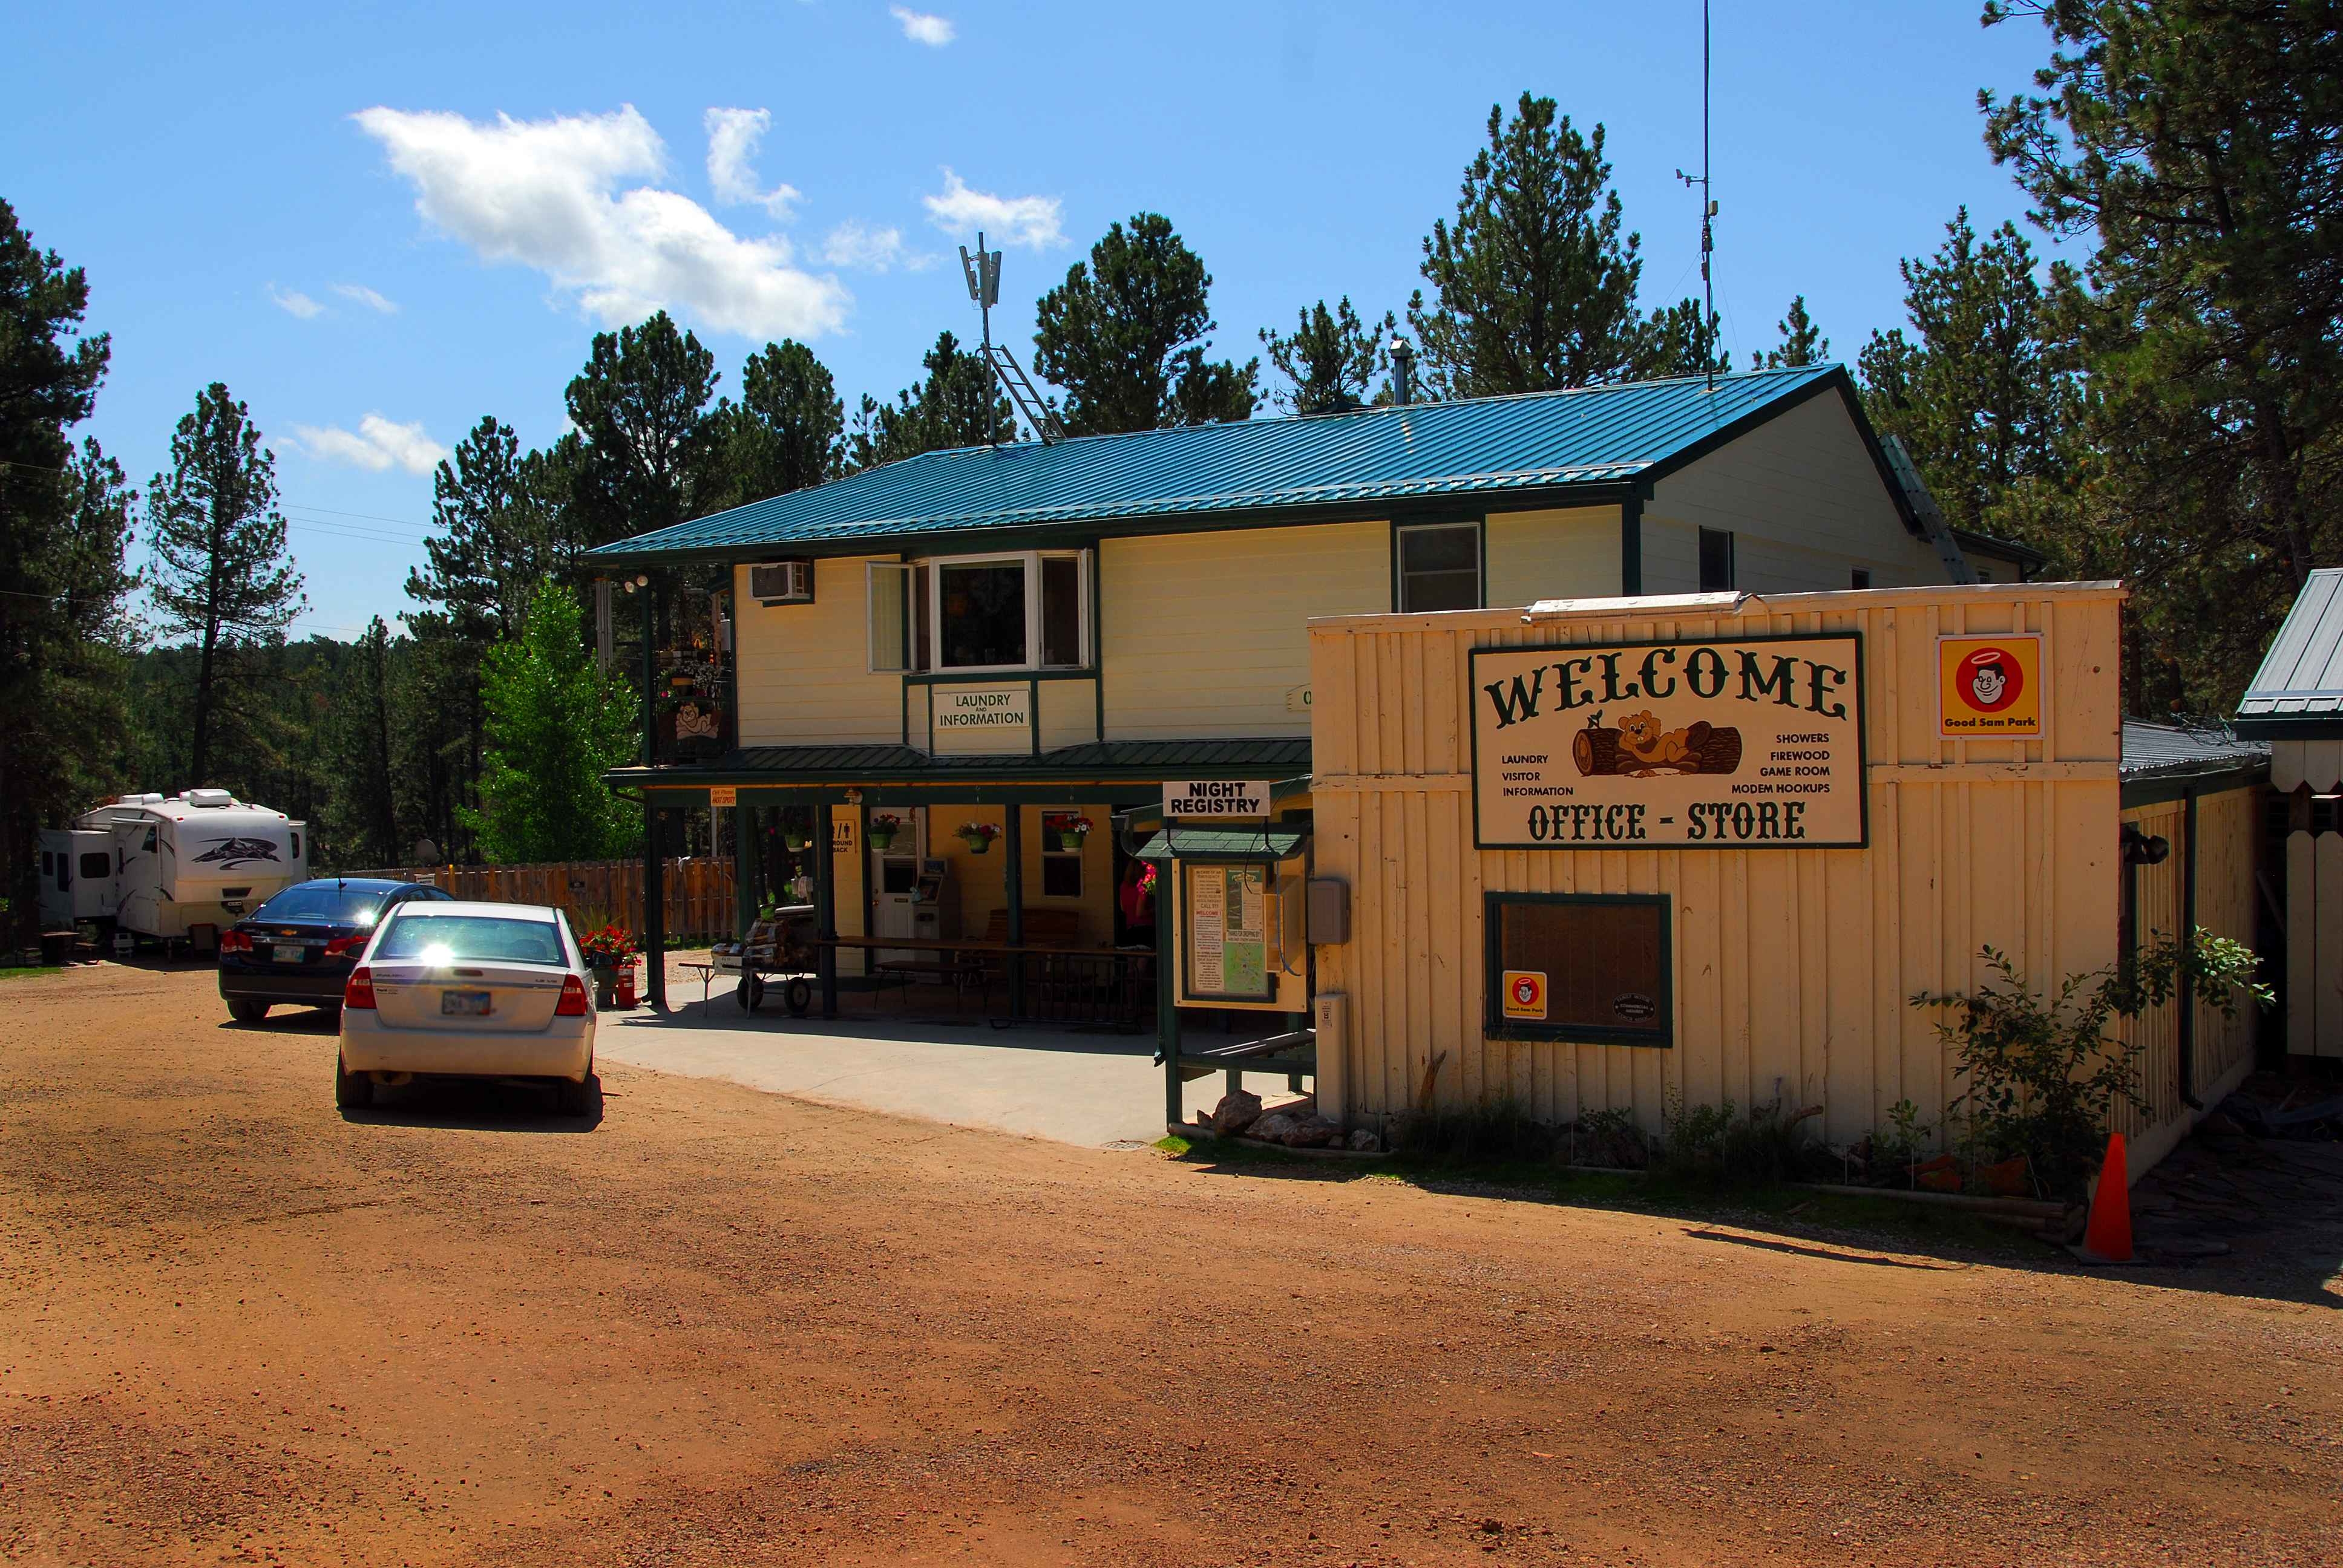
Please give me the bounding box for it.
[1469,635,1867,850]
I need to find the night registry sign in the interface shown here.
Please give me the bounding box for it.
[1470,635,1867,849]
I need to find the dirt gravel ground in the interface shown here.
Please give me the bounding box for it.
[3,962,2340,1567]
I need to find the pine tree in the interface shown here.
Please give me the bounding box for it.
[144,382,306,786]
[1032,213,1257,434]
[565,312,723,549]
[1856,209,2073,541]
[1754,296,1830,369]
[712,339,843,507]
[321,617,399,867]
[845,331,1017,469]
[1409,94,1654,396]
[460,580,638,864]
[1259,298,1394,416]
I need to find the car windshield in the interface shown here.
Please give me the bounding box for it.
[375,915,566,967]
[251,884,390,925]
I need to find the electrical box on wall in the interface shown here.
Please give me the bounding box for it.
[748,559,814,606]
[1307,877,1349,944]
[1312,991,1346,1051]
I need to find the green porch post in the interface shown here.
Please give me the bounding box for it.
[1158,864,1181,1132]
[643,802,666,1010]
[1003,803,1025,1016]
[814,792,837,1018]
[733,802,758,939]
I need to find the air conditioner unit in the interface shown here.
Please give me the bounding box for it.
[748,559,814,606]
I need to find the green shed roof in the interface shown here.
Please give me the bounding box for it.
[1135,824,1309,862]
[586,364,1893,563]
[2235,569,2343,737]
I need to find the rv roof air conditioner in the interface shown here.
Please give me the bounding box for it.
[183,788,236,808]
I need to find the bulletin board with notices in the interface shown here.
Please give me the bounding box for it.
[1181,862,1274,1004]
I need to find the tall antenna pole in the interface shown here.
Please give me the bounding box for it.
[959,230,1066,445]
[1676,0,1718,390]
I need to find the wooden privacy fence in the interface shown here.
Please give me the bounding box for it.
[344,858,738,942]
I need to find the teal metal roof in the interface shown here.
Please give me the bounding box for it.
[586,364,1875,563]
[2235,569,2343,736]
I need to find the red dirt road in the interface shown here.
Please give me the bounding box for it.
[3,962,2339,1566]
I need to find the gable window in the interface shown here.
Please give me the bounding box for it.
[1698,528,1736,592]
[868,551,1089,675]
[1397,520,1482,612]
[1485,892,1671,1045]
[1850,568,1872,589]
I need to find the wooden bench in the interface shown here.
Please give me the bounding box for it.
[979,907,1084,947]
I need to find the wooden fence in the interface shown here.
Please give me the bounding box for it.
[345,858,738,943]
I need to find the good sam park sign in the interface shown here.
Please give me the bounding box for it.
[1469,635,1867,849]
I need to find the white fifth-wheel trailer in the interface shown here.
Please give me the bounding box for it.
[36,790,309,949]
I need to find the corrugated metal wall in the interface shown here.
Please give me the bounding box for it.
[1308,584,2131,1149]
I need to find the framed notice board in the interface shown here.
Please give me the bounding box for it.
[1181,862,1275,1004]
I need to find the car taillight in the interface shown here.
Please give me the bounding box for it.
[555,973,590,1017]
[324,933,366,958]
[219,929,251,955]
[344,965,376,1010]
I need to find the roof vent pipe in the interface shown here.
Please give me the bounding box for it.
[1389,335,1415,407]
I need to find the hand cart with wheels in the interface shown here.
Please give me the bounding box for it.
[716,906,821,1016]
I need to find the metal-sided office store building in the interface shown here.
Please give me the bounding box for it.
[1305,580,2270,1178]
[583,364,2050,1093]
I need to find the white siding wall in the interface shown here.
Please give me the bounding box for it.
[1484,505,1622,604]
[1100,521,1389,739]
[733,557,901,746]
[1642,391,1946,593]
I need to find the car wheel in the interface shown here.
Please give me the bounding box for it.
[334,1051,373,1110]
[785,977,812,1016]
[229,999,270,1024]
[556,1069,600,1118]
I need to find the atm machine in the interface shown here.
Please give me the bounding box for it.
[873,811,957,968]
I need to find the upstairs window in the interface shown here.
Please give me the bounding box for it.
[1698,527,1736,592]
[1397,521,1482,612]
[869,551,1089,675]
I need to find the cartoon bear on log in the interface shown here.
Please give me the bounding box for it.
[1572,709,1743,779]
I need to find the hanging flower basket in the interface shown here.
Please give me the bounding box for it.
[868,812,902,852]
[1054,815,1093,852]
[781,828,810,852]
[957,822,1000,855]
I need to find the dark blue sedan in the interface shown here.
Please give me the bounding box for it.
[218,878,453,1023]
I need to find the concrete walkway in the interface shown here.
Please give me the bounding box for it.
[594,980,1294,1148]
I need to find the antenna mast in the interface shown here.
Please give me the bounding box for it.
[1674,0,1718,390]
[958,230,1066,445]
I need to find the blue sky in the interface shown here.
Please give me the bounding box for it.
[4,1,2056,642]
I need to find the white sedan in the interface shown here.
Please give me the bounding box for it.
[335,901,598,1115]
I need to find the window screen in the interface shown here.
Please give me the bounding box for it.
[1698,529,1735,592]
[938,560,1027,668]
[1398,522,1481,612]
[1485,893,1670,1044]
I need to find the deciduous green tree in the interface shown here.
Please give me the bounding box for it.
[1259,297,1394,416]
[1032,213,1257,434]
[460,580,637,864]
[144,382,305,786]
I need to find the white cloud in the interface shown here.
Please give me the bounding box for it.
[268,284,324,319]
[821,220,912,272]
[353,104,850,341]
[288,414,449,475]
[890,5,955,45]
[703,107,801,218]
[332,283,398,313]
[922,168,1062,250]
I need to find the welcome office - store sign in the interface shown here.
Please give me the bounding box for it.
[1469,634,1869,850]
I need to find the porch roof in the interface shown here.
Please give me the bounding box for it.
[612,735,1312,789]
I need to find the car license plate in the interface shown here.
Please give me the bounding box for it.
[441,990,493,1017]
[272,944,304,964]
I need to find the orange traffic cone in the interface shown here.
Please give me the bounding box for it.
[2076,1131,2132,1264]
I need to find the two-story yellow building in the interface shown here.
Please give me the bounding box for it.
[588,364,2020,1070]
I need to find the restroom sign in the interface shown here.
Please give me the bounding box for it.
[1164,780,1271,818]
[1939,634,2043,739]
[1501,969,1548,1021]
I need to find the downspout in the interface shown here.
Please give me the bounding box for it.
[2178,788,2202,1109]
[1620,491,1645,596]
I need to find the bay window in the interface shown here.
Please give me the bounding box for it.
[869,550,1090,674]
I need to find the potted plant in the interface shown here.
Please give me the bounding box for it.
[1054,815,1092,852]
[578,924,637,1009]
[956,821,1000,855]
[780,821,811,852]
[868,812,903,852]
